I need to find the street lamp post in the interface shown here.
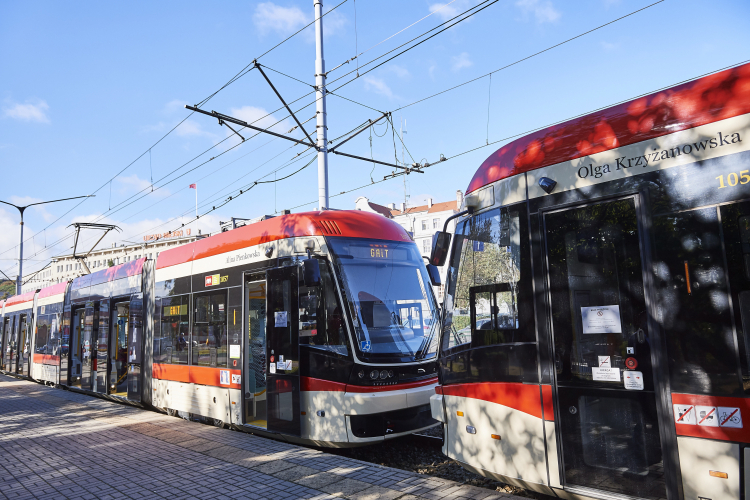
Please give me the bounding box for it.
[0,195,94,295]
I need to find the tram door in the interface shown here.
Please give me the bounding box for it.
[5,316,16,372]
[95,299,110,394]
[81,302,95,390]
[17,314,29,376]
[0,316,8,370]
[265,267,301,436]
[244,278,267,427]
[69,309,85,387]
[544,197,666,500]
[110,303,129,396]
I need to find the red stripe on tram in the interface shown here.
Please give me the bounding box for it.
[438,382,552,420]
[672,393,750,443]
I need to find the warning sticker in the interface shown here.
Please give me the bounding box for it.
[696,406,718,427]
[673,404,696,425]
[219,370,230,385]
[231,374,241,385]
[718,407,743,428]
[624,371,644,390]
[598,356,611,368]
[592,367,620,382]
[269,364,276,374]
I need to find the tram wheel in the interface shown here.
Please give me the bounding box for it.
[213,418,225,428]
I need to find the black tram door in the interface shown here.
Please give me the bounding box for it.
[0,316,8,370]
[4,316,15,372]
[17,314,30,376]
[265,267,301,436]
[111,302,129,396]
[127,294,143,401]
[81,302,95,390]
[544,197,667,500]
[69,308,85,387]
[95,299,110,393]
[244,277,267,427]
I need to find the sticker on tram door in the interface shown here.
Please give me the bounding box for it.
[673,404,696,425]
[219,370,230,385]
[696,406,718,427]
[231,374,241,385]
[718,407,743,428]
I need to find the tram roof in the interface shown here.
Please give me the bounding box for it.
[5,290,36,308]
[37,282,68,299]
[70,258,146,292]
[156,210,412,270]
[466,62,750,194]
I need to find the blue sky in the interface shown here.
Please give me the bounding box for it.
[1,0,749,279]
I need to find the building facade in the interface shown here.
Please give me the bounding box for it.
[354,190,464,300]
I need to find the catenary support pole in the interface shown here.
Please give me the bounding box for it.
[17,209,24,295]
[314,0,329,210]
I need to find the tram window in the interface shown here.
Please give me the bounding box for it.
[193,291,227,367]
[299,262,348,355]
[442,203,533,351]
[35,316,50,356]
[653,207,740,396]
[159,295,189,365]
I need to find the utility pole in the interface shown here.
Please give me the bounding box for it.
[314,0,329,210]
[0,195,93,295]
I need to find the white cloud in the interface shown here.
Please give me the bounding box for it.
[451,52,473,72]
[601,41,619,51]
[387,65,410,79]
[3,99,50,123]
[516,0,560,23]
[175,119,219,140]
[252,2,346,41]
[363,76,393,98]
[253,2,308,35]
[428,0,470,22]
[163,99,188,114]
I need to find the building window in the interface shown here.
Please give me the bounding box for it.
[423,238,430,253]
[421,220,427,231]
[433,218,440,229]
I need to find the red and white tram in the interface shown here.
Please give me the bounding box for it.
[1,210,442,446]
[430,63,750,500]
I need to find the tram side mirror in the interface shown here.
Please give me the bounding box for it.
[426,264,441,287]
[303,258,321,287]
[430,231,451,267]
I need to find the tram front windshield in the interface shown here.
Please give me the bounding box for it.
[327,237,439,361]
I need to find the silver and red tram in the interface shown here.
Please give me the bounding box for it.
[430,63,750,500]
[1,210,442,446]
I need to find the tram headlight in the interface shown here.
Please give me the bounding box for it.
[369,369,379,380]
[380,370,388,380]
[358,370,365,379]
[388,370,394,378]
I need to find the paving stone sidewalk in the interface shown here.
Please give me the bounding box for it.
[0,374,518,500]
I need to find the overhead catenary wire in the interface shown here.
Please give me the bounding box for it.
[2,0,671,279]
[391,0,666,113]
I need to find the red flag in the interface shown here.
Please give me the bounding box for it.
[189,184,196,189]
